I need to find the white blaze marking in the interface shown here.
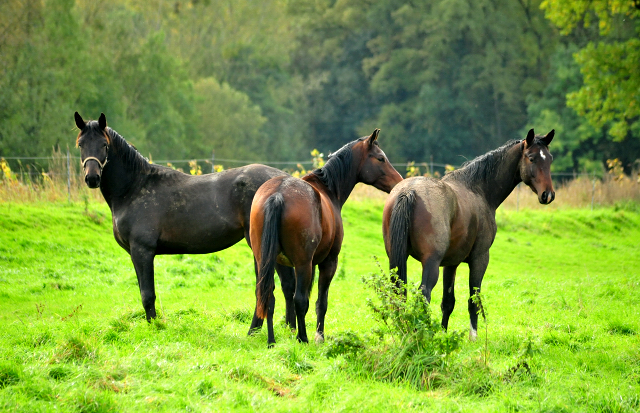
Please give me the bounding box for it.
[540,151,546,160]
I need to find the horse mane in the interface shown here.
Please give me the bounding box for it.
[309,137,362,198]
[105,127,152,174]
[444,139,522,187]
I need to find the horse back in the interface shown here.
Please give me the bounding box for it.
[113,164,285,255]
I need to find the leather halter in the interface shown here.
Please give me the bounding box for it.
[82,154,108,171]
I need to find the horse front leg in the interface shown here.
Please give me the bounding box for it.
[130,244,157,321]
[441,265,459,330]
[315,258,338,344]
[467,252,489,341]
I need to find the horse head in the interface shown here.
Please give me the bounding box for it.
[354,129,403,193]
[520,129,555,204]
[75,112,110,189]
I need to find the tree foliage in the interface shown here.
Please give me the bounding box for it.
[0,0,637,172]
[541,0,640,150]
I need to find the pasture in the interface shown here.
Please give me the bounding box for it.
[0,198,639,412]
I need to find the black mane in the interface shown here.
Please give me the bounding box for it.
[106,127,152,174]
[444,139,522,188]
[310,137,362,199]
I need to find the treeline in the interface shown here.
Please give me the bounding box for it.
[0,0,638,172]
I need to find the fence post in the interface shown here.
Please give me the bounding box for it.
[211,151,215,173]
[591,173,596,211]
[66,147,71,203]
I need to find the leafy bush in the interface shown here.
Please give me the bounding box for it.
[324,263,464,389]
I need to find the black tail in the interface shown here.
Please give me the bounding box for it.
[256,193,285,319]
[388,189,416,287]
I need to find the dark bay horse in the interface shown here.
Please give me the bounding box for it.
[383,129,555,340]
[250,130,403,346]
[74,112,296,327]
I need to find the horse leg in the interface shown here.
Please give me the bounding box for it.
[441,265,458,330]
[249,257,264,334]
[266,290,276,347]
[276,263,297,331]
[420,256,441,303]
[467,252,489,341]
[293,263,314,343]
[130,244,157,321]
[315,258,338,344]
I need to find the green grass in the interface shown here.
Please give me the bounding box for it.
[0,200,639,412]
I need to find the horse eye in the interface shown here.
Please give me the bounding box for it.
[378,157,385,163]
[528,155,535,162]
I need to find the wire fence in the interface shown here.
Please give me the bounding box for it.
[0,153,601,179]
[3,151,633,210]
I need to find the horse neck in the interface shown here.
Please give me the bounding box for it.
[304,164,359,209]
[448,143,523,211]
[99,150,146,204]
[481,143,523,210]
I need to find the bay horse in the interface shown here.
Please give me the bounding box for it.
[383,129,555,340]
[250,129,403,346]
[74,112,297,328]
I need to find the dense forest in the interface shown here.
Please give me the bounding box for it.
[0,0,638,172]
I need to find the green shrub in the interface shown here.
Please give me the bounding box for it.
[346,264,464,389]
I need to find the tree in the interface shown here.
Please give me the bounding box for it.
[541,0,640,143]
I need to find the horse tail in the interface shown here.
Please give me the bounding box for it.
[256,192,285,319]
[388,189,416,287]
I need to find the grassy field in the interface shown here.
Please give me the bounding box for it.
[0,198,639,412]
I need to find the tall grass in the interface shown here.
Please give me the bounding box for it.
[2,153,640,208]
[0,149,102,203]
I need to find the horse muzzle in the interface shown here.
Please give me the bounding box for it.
[82,157,107,189]
[539,190,555,205]
[85,172,101,188]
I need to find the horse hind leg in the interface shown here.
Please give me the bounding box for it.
[420,256,441,303]
[441,265,458,330]
[315,258,338,344]
[249,257,264,335]
[293,263,314,343]
[276,263,296,331]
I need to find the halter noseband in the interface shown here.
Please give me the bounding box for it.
[82,154,108,172]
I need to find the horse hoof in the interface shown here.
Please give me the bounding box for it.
[469,328,478,341]
[267,341,275,349]
[315,332,325,344]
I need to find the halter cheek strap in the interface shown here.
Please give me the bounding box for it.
[82,155,108,171]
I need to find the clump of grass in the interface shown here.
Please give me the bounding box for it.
[49,365,73,381]
[607,320,636,336]
[68,389,117,413]
[0,362,22,388]
[280,345,315,374]
[53,336,96,362]
[222,307,253,324]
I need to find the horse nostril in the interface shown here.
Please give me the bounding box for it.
[541,191,548,203]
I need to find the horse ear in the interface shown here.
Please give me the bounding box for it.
[367,129,380,147]
[525,129,535,147]
[74,112,86,131]
[540,129,554,146]
[98,113,107,130]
